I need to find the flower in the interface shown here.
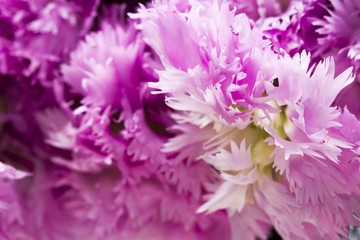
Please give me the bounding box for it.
[32,8,232,239]
[1,0,360,239]
[0,162,32,240]
[229,0,284,22]
[134,0,360,238]
[313,0,360,74]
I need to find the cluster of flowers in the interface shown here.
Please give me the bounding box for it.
[1,0,360,239]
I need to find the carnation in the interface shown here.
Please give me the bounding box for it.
[1,0,360,239]
[134,0,360,238]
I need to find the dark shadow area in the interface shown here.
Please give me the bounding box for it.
[101,0,151,13]
[267,228,282,240]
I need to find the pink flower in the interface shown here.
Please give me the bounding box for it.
[134,1,360,238]
[314,0,360,73]
[0,163,31,239]
[32,8,232,239]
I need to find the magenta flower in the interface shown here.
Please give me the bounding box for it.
[313,0,360,73]
[31,7,232,239]
[229,0,284,22]
[134,0,360,238]
[0,162,31,240]
[1,0,360,239]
